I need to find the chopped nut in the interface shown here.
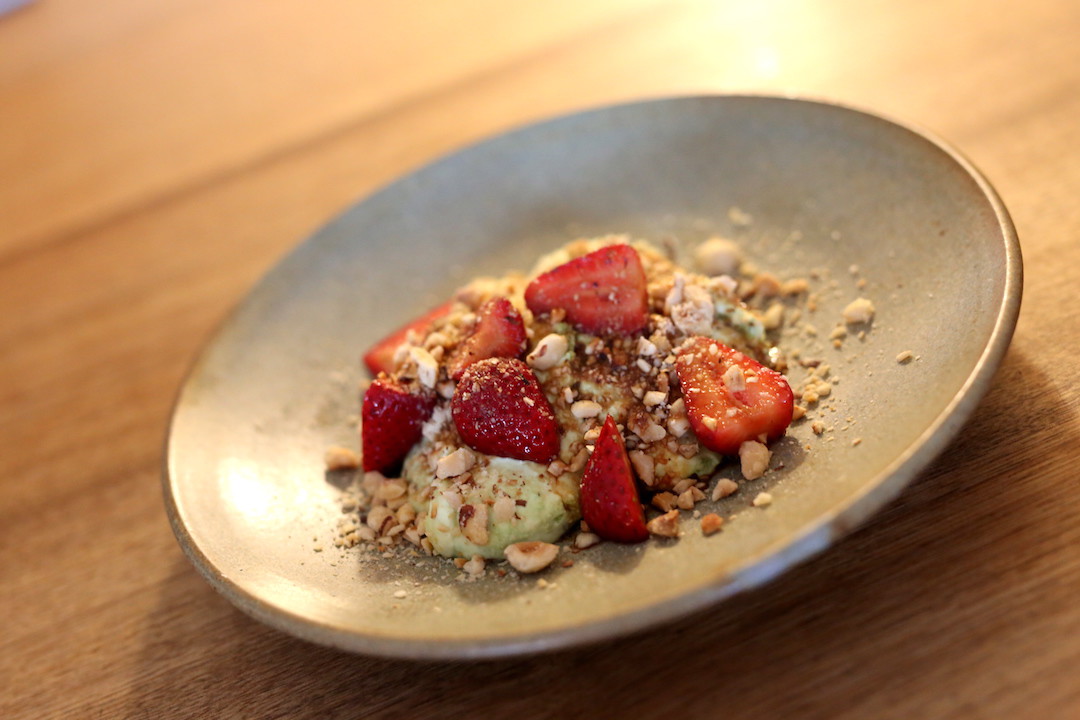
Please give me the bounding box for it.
[752,492,773,508]
[694,237,743,277]
[375,477,408,500]
[761,303,784,330]
[462,555,486,576]
[636,336,658,356]
[628,450,655,486]
[739,440,771,480]
[527,333,569,370]
[676,489,697,510]
[781,278,809,295]
[672,477,695,495]
[574,532,601,550]
[652,492,678,512]
[493,494,516,523]
[792,405,806,421]
[722,364,746,392]
[896,350,915,364]
[366,506,395,535]
[458,503,489,546]
[395,503,417,525]
[701,513,724,536]
[629,412,667,443]
[568,447,590,472]
[324,446,360,471]
[646,510,680,538]
[504,541,560,573]
[642,390,667,407]
[711,478,739,501]
[842,297,876,325]
[571,400,603,419]
[409,346,439,388]
[435,447,476,479]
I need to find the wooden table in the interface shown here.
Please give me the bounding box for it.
[3,1,1079,717]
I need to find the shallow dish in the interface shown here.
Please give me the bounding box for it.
[163,95,1021,659]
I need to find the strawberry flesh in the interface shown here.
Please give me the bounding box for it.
[580,415,649,543]
[675,336,794,455]
[362,302,453,376]
[361,377,436,472]
[447,297,527,380]
[451,358,560,463]
[524,244,649,335]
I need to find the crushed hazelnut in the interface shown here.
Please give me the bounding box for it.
[694,237,743,277]
[504,541,559,573]
[701,513,724,536]
[435,447,476,479]
[646,510,681,538]
[324,446,360,471]
[752,492,773,508]
[842,297,876,325]
[571,400,603,419]
[629,450,656,486]
[652,492,677,512]
[527,333,569,370]
[739,440,771,480]
[711,478,739,501]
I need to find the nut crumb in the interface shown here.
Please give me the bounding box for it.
[842,297,876,325]
[739,440,771,480]
[752,492,773,508]
[504,541,560,574]
[711,478,739,501]
[324,446,360,471]
[646,510,680,537]
[701,513,724,536]
[896,350,915,364]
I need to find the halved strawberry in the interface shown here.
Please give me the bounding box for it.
[447,297,526,380]
[674,336,794,455]
[451,358,560,463]
[361,377,436,472]
[524,244,649,335]
[580,415,649,543]
[362,301,453,376]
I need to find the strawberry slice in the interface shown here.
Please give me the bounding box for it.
[451,358,560,463]
[580,415,649,543]
[524,244,649,335]
[447,297,527,379]
[362,302,452,376]
[674,336,794,455]
[361,377,436,472]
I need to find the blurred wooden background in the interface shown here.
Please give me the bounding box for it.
[3,1,1079,717]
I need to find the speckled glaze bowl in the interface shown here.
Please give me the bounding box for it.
[163,95,1021,659]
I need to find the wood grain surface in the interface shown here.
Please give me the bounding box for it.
[3,1,1079,717]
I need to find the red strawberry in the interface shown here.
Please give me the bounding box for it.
[674,336,794,455]
[524,244,649,335]
[447,297,527,380]
[361,377,436,472]
[580,415,649,543]
[451,358,560,463]
[362,302,452,376]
